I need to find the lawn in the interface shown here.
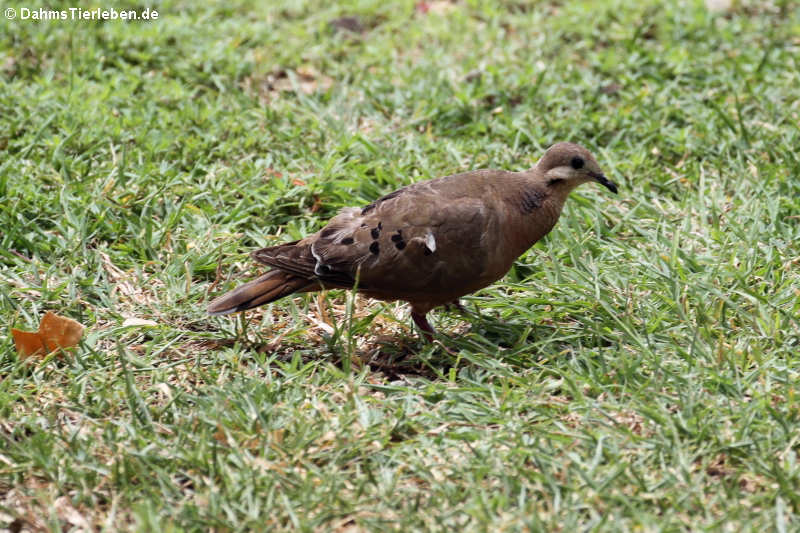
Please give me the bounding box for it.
[2,0,799,530]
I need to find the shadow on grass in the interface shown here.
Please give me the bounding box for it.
[202,302,617,382]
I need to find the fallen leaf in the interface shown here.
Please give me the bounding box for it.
[10,329,44,358]
[11,311,84,359]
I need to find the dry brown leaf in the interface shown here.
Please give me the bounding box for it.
[11,311,84,359]
[10,329,44,358]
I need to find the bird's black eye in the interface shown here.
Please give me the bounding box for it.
[570,156,584,169]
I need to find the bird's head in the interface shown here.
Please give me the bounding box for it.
[536,142,617,194]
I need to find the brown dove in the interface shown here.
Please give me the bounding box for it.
[207,142,617,340]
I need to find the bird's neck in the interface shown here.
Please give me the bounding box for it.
[500,174,568,257]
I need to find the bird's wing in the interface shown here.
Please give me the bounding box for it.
[253,171,508,299]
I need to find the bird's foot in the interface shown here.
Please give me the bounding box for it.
[410,311,460,355]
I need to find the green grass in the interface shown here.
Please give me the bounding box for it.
[2,0,800,530]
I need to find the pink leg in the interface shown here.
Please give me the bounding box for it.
[411,311,435,342]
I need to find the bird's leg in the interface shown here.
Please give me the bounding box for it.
[410,311,435,343]
[411,310,459,355]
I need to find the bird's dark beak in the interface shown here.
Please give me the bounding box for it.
[591,172,618,194]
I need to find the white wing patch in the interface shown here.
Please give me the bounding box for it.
[424,231,436,253]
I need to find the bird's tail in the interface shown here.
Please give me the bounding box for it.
[207,270,314,316]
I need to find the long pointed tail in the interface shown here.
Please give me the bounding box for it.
[207,270,314,316]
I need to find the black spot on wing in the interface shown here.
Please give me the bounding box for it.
[341,237,354,245]
[369,221,383,239]
[391,229,406,249]
[320,228,337,238]
[369,242,379,255]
